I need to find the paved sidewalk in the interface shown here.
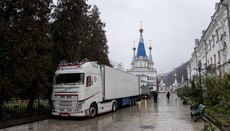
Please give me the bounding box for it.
[140,92,207,131]
[1,93,218,131]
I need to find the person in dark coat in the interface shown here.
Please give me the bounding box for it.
[166,91,170,100]
[152,91,158,103]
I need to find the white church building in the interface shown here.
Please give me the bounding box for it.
[127,26,157,93]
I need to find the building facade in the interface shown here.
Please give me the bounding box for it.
[187,0,230,80]
[127,27,157,93]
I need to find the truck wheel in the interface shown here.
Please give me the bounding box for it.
[133,98,136,105]
[129,98,132,106]
[131,98,134,105]
[112,102,117,112]
[89,104,97,118]
[130,98,134,106]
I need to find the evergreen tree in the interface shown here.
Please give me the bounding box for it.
[51,0,89,65]
[0,0,17,117]
[86,6,110,66]
[51,1,111,66]
[0,0,53,110]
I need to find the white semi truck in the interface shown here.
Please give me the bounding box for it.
[52,60,140,118]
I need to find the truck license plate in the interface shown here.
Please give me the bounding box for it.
[61,114,68,117]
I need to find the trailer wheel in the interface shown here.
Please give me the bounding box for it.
[89,104,97,118]
[129,98,132,106]
[112,102,117,112]
[133,98,136,105]
[131,98,134,106]
[130,98,134,106]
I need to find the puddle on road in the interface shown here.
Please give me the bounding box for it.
[140,125,154,129]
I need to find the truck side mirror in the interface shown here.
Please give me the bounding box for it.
[86,75,93,87]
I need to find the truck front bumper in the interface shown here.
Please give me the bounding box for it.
[52,111,89,117]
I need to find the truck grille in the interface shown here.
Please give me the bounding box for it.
[60,101,72,107]
[54,95,78,113]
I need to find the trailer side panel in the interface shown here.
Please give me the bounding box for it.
[102,65,139,100]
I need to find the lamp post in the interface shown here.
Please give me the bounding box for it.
[198,61,202,86]
[198,61,203,104]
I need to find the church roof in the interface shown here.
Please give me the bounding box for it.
[160,79,165,86]
[149,50,154,64]
[137,29,147,56]
[173,75,179,86]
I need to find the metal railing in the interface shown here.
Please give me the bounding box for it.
[0,98,51,122]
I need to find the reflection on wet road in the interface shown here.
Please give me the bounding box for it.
[1,93,207,131]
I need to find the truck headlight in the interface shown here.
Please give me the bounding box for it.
[77,102,84,111]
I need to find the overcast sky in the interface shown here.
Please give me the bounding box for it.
[86,0,219,73]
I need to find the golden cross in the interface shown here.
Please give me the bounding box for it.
[140,21,143,28]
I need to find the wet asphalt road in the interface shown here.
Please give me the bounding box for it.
[0,93,208,131]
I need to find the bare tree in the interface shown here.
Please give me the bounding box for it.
[116,62,125,71]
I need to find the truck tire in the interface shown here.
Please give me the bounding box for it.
[131,98,134,105]
[112,102,117,112]
[130,98,134,106]
[89,104,97,118]
[133,98,136,105]
[129,98,132,106]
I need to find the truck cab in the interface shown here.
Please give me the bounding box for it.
[52,60,103,117]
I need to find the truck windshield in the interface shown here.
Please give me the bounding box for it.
[55,73,84,85]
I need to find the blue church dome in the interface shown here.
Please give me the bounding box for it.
[137,28,146,56]
[137,42,146,56]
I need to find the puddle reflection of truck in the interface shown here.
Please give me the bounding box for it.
[52,60,140,118]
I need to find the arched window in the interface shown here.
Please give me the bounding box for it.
[212,35,215,47]
[223,42,227,63]
[214,54,216,66]
[216,29,219,42]
[223,42,227,50]
[218,51,220,64]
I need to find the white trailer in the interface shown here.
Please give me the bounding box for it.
[52,60,140,118]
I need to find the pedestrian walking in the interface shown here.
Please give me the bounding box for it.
[166,91,170,100]
[152,91,158,103]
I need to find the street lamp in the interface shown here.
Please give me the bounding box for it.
[198,61,203,104]
[198,61,202,86]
